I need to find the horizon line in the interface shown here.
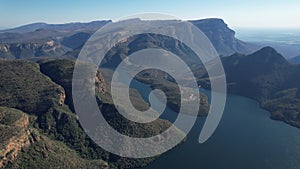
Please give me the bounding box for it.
[1,18,300,31]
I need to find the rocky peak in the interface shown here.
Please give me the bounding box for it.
[248,46,289,65]
[191,18,259,56]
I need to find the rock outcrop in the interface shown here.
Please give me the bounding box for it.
[191,18,259,56]
[96,71,107,94]
[58,91,66,106]
[0,107,39,168]
[0,40,67,59]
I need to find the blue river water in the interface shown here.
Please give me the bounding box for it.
[127,77,300,169]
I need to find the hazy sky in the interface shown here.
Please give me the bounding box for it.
[1,0,300,29]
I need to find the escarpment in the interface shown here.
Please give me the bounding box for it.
[0,107,39,168]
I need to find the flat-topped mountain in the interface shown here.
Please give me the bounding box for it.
[0,18,259,59]
[191,18,259,56]
[0,20,111,34]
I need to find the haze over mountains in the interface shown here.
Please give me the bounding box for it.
[289,55,300,64]
[1,18,300,169]
[236,28,300,59]
[0,20,111,34]
[0,18,260,59]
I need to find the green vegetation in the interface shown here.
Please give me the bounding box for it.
[89,33,211,116]
[5,133,108,169]
[198,47,300,128]
[0,60,63,114]
[39,59,75,111]
[0,107,26,150]
[0,59,185,168]
[135,69,210,116]
[0,106,24,126]
[261,88,300,127]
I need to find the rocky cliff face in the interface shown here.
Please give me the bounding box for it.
[0,20,111,59]
[0,18,260,60]
[0,40,68,59]
[0,107,39,168]
[95,71,107,94]
[191,18,260,56]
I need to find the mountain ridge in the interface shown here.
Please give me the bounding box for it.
[289,55,300,64]
[0,59,185,168]
[199,46,300,128]
[0,18,259,59]
[191,18,260,56]
[0,20,112,34]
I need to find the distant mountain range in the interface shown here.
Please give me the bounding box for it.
[0,20,111,34]
[1,18,300,168]
[0,18,260,59]
[235,28,300,59]
[289,55,300,64]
